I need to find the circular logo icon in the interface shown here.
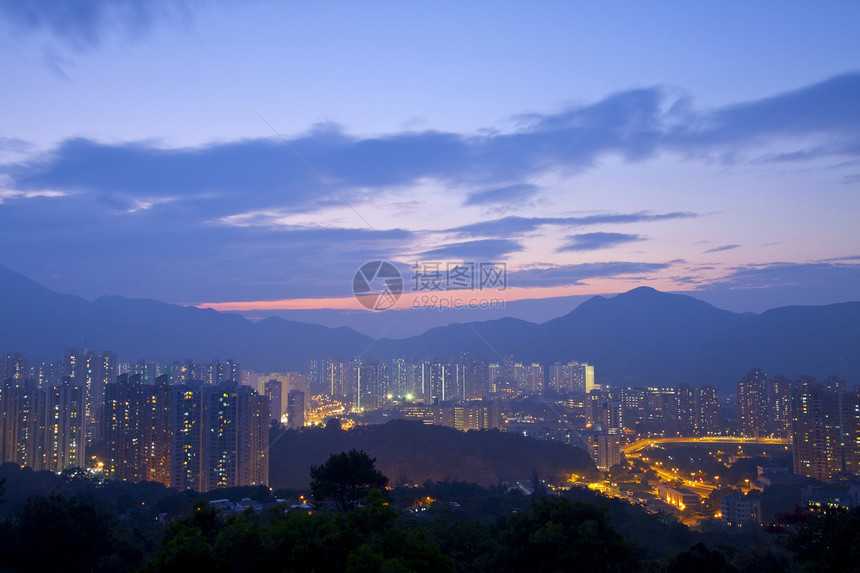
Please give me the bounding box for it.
[352,261,403,311]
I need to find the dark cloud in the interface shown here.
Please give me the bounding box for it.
[557,232,643,252]
[704,244,741,254]
[520,88,665,162]
[0,192,412,302]
[705,261,860,293]
[464,184,538,206]
[0,137,35,153]
[450,212,697,238]
[821,255,860,262]
[417,239,522,260]
[5,72,858,220]
[508,262,671,288]
[0,0,196,50]
[450,216,550,238]
[667,73,860,157]
[667,275,704,285]
[5,137,331,216]
[692,260,860,311]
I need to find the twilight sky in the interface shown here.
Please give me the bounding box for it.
[1,1,859,337]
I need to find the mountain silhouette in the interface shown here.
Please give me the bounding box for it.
[0,264,372,372]
[1,265,857,393]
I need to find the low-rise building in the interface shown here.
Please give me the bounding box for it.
[720,493,761,527]
[656,485,699,510]
[801,484,860,511]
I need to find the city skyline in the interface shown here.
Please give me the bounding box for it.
[5,345,857,487]
[1,2,859,338]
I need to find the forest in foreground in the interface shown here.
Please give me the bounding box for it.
[0,457,858,572]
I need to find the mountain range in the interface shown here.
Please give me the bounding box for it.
[0,264,857,394]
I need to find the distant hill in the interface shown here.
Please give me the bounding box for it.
[367,286,860,391]
[0,264,372,372]
[368,286,752,387]
[1,264,858,393]
[267,419,597,490]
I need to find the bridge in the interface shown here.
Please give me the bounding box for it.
[622,436,791,455]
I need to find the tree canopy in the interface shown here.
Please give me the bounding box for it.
[0,460,858,571]
[310,449,389,512]
[0,494,143,573]
[789,506,860,572]
[490,496,640,572]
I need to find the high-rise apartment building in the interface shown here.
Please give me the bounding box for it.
[389,358,408,399]
[768,375,793,436]
[408,361,431,402]
[323,359,347,398]
[583,363,595,394]
[285,372,310,396]
[429,361,448,404]
[548,362,566,393]
[287,389,305,429]
[549,361,587,395]
[620,387,647,429]
[1,378,86,472]
[792,380,860,481]
[31,360,63,389]
[171,382,205,491]
[104,377,269,490]
[356,362,379,411]
[64,348,117,442]
[595,433,621,471]
[305,359,323,395]
[142,375,173,485]
[201,384,242,491]
[674,384,696,435]
[585,390,609,429]
[737,368,769,437]
[523,363,544,395]
[2,352,29,384]
[643,387,674,433]
[460,353,488,400]
[264,379,283,423]
[246,391,270,487]
[166,361,193,386]
[695,385,720,435]
[104,373,147,482]
[488,362,501,391]
[44,380,87,471]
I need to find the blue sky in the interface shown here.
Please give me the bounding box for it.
[0,1,858,337]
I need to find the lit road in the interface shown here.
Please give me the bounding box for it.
[623,436,790,499]
[622,436,791,456]
[649,465,715,496]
